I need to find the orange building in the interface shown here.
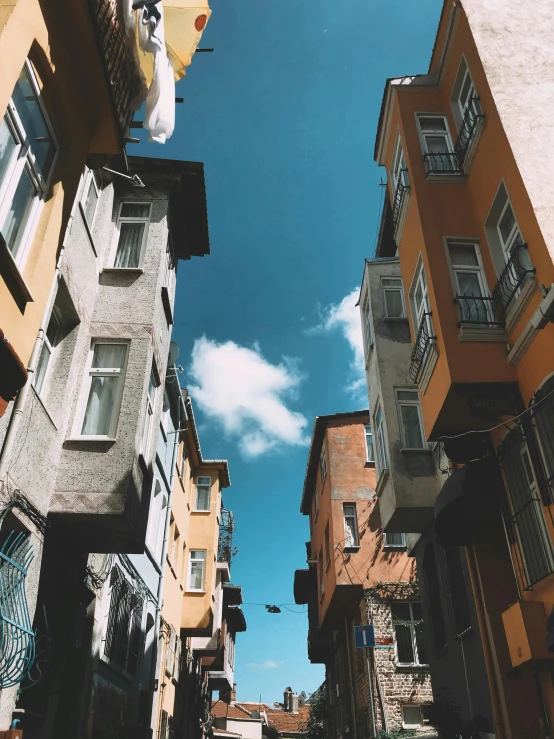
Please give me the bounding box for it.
[294,411,432,736]
[373,0,554,736]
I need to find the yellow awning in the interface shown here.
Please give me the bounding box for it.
[138,1,212,84]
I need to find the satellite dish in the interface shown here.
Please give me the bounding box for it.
[251,711,261,719]
[169,341,179,365]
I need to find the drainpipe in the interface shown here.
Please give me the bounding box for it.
[364,602,377,738]
[344,616,358,739]
[0,215,72,481]
[150,367,183,733]
[465,544,511,739]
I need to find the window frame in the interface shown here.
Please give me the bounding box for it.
[187,549,207,592]
[362,292,373,360]
[416,113,456,159]
[33,307,60,396]
[446,240,489,297]
[384,532,407,549]
[451,56,481,131]
[80,168,102,231]
[364,425,375,464]
[111,200,152,269]
[391,601,428,667]
[320,442,327,484]
[409,259,434,346]
[141,366,158,459]
[402,705,423,730]
[75,340,129,440]
[374,403,388,474]
[381,276,406,318]
[391,133,409,194]
[395,388,426,450]
[195,476,212,512]
[0,60,58,270]
[496,197,525,262]
[343,503,359,549]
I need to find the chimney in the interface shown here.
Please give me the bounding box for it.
[221,683,237,705]
[284,687,292,712]
[231,684,237,702]
[291,694,299,714]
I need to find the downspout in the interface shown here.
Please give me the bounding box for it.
[366,595,387,733]
[150,367,183,732]
[465,544,511,739]
[364,601,377,738]
[0,212,73,480]
[344,616,358,739]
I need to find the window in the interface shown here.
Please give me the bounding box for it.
[195,476,211,511]
[81,168,102,230]
[422,544,448,655]
[171,522,180,569]
[409,262,435,378]
[226,629,236,668]
[318,549,324,598]
[497,199,525,263]
[104,565,144,674]
[178,444,186,480]
[33,309,60,395]
[439,545,471,638]
[417,115,457,173]
[314,485,319,517]
[391,602,428,666]
[324,523,331,568]
[161,389,171,438]
[147,479,168,562]
[402,706,423,729]
[447,241,491,325]
[320,442,327,483]
[365,425,374,463]
[113,202,151,268]
[384,532,406,549]
[452,58,483,133]
[396,389,425,449]
[166,626,178,677]
[343,504,359,548]
[362,294,373,358]
[141,367,158,457]
[0,61,57,267]
[374,404,388,473]
[391,135,409,194]
[80,342,128,437]
[381,277,405,318]
[188,550,206,591]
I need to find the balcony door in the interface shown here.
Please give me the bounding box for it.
[447,242,491,325]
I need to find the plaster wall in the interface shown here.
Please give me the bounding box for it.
[224,718,263,739]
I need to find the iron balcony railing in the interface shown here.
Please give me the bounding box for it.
[218,508,235,565]
[422,152,463,176]
[454,96,485,169]
[88,0,139,139]
[409,312,436,383]
[391,171,409,235]
[453,294,505,328]
[491,244,536,318]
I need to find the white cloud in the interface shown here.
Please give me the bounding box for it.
[188,337,309,458]
[312,287,366,399]
[246,660,280,670]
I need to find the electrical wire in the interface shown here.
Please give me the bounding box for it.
[437,385,554,441]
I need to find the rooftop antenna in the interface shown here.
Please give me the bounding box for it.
[102,166,145,188]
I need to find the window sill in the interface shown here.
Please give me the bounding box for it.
[383,547,407,552]
[343,546,360,554]
[101,267,144,275]
[400,447,432,453]
[66,436,116,442]
[186,589,206,595]
[458,325,508,343]
[375,468,390,496]
[364,461,376,468]
[191,509,211,515]
[425,171,466,184]
[0,234,34,312]
[396,663,430,669]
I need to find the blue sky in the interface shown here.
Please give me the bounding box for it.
[138,0,442,703]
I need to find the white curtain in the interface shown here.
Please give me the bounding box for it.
[345,517,356,547]
[81,345,126,435]
[114,222,145,268]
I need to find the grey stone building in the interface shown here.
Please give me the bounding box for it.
[360,197,495,734]
[0,155,209,737]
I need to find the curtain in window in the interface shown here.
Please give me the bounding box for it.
[344,516,357,548]
[114,222,145,268]
[196,484,210,510]
[385,290,403,317]
[81,344,126,436]
[400,405,423,448]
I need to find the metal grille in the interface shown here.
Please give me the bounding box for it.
[0,532,35,688]
[391,172,409,237]
[218,508,235,565]
[498,427,554,590]
[531,379,554,501]
[423,151,463,175]
[88,0,138,139]
[105,565,143,672]
[492,244,536,318]
[421,543,448,655]
[409,312,435,383]
[453,294,505,328]
[454,96,485,168]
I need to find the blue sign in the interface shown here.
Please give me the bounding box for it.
[354,624,375,648]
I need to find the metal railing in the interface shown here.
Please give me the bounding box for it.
[88,0,138,139]
[409,313,436,383]
[453,294,505,328]
[423,152,463,176]
[454,96,485,169]
[392,171,409,235]
[491,244,536,318]
[218,508,236,565]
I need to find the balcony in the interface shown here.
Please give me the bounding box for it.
[491,244,536,323]
[454,295,505,328]
[218,508,235,567]
[422,152,463,178]
[88,0,141,141]
[391,172,410,244]
[454,96,486,172]
[409,312,436,385]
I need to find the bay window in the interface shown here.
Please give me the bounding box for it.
[80,342,128,438]
[113,202,151,268]
[188,550,206,591]
[391,602,428,666]
[374,404,388,473]
[195,476,211,511]
[0,61,57,267]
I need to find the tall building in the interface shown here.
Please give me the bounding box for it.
[371,0,554,735]
[293,412,432,737]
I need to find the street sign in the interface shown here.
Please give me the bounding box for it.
[354,624,375,648]
[374,636,394,649]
